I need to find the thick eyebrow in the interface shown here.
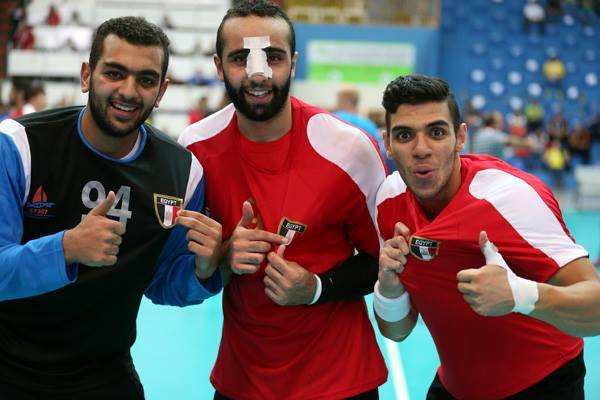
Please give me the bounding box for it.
[102,62,160,79]
[227,46,287,60]
[391,120,450,133]
[263,47,287,55]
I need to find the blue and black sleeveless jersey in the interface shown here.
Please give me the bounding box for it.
[0,106,222,392]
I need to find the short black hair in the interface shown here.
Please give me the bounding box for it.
[216,0,296,59]
[89,16,170,82]
[382,75,461,135]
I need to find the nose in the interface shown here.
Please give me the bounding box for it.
[118,76,138,99]
[248,73,268,85]
[412,132,432,158]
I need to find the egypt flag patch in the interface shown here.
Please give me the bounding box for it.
[154,194,183,229]
[277,217,307,244]
[409,236,440,261]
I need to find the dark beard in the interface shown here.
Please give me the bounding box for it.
[88,80,152,138]
[224,73,291,122]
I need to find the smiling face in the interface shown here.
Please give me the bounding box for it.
[385,101,467,216]
[81,34,168,138]
[215,15,297,122]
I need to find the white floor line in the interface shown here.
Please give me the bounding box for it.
[385,338,410,400]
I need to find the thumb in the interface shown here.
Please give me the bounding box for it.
[479,230,509,270]
[239,201,255,228]
[394,222,410,239]
[88,191,116,217]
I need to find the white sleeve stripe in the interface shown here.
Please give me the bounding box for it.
[374,172,408,246]
[177,103,235,147]
[307,113,386,244]
[184,155,204,207]
[0,119,31,204]
[469,169,588,267]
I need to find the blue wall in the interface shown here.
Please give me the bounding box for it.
[294,23,440,80]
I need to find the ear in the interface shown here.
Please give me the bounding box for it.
[383,129,392,158]
[80,62,91,93]
[456,122,467,152]
[153,78,169,108]
[214,53,224,81]
[290,51,298,79]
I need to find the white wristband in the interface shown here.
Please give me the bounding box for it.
[373,281,411,322]
[308,273,322,305]
[481,241,539,314]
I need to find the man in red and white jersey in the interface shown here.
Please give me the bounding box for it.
[178,1,388,399]
[374,74,600,400]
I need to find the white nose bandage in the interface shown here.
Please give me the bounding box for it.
[243,36,273,79]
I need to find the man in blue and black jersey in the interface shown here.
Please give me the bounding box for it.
[0,16,222,399]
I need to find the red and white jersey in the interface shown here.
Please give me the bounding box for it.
[179,97,388,400]
[376,155,586,400]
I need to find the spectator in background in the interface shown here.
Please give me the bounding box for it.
[0,102,8,122]
[525,98,545,133]
[334,85,393,172]
[543,137,570,190]
[13,21,35,50]
[7,78,29,119]
[21,80,46,115]
[543,55,566,98]
[506,108,536,171]
[46,4,60,25]
[523,0,546,34]
[188,96,211,124]
[548,110,569,142]
[568,122,591,167]
[472,111,507,159]
[9,1,26,45]
[589,113,600,165]
[546,0,563,22]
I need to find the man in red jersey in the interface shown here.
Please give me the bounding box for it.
[374,74,600,400]
[178,1,388,399]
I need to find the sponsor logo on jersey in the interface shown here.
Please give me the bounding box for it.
[277,217,307,244]
[154,194,183,229]
[25,186,55,218]
[409,236,440,261]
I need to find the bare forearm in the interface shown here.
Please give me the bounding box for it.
[375,309,418,342]
[531,281,600,337]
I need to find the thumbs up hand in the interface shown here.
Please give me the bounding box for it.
[226,201,288,275]
[456,231,539,316]
[378,222,411,299]
[63,191,126,267]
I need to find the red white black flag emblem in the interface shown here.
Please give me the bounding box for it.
[409,235,440,261]
[277,217,307,244]
[154,193,183,229]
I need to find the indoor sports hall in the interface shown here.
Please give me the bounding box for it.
[2,0,600,398]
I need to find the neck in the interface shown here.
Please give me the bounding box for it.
[418,155,462,220]
[237,98,292,142]
[81,107,139,159]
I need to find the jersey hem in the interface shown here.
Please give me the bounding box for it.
[211,374,387,400]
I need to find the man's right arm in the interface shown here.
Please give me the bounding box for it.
[0,130,75,301]
[374,222,418,342]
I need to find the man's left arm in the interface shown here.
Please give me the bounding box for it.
[458,231,600,337]
[145,166,222,307]
[530,257,600,337]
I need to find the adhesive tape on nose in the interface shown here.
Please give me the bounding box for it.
[243,36,273,79]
